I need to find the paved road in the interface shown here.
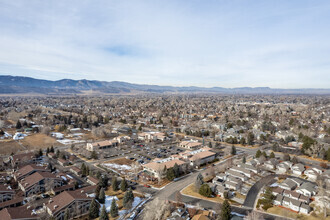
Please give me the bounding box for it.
[243,174,277,208]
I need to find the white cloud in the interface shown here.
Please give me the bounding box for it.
[0,0,329,88]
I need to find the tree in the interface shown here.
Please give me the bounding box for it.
[91,150,98,160]
[231,146,236,155]
[269,152,275,159]
[220,200,231,220]
[283,153,290,161]
[199,183,212,197]
[320,162,328,169]
[112,177,118,191]
[195,173,204,190]
[292,156,298,164]
[95,184,101,199]
[50,146,55,153]
[166,167,175,181]
[96,171,102,180]
[99,205,109,220]
[247,132,254,145]
[123,189,134,209]
[100,175,109,188]
[272,142,279,152]
[89,198,99,219]
[223,191,229,199]
[240,137,246,145]
[173,163,180,178]
[120,178,128,192]
[242,156,246,164]
[262,151,267,158]
[98,188,106,204]
[64,208,70,220]
[38,149,43,157]
[16,120,22,129]
[110,199,118,217]
[256,150,262,158]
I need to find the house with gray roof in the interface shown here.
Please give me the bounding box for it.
[292,163,305,175]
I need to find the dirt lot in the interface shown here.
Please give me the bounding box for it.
[104,157,135,166]
[20,133,63,150]
[0,140,23,155]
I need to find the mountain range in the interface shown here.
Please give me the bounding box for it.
[0,75,329,95]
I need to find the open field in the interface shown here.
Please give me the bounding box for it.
[0,140,23,155]
[181,183,226,203]
[20,133,63,150]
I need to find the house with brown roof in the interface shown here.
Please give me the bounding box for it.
[0,185,15,203]
[142,158,187,179]
[19,172,63,197]
[0,197,24,211]
[87,176,99,186]
[0,206,39,220]
[45,190,92,220]
[179,141,203,150]
[69,166,81,176]
[86,139,118,151]
[180,148,216,167]
[13,164,50,181]
[10,152,37,168]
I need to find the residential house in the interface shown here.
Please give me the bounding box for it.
[19,172,63,196]
[0,185,14,203]
[279,179,297,191]
[290,198,302,212]
[264,158,278,170]
[179,141,203,150]
[142,157,187,179]
[10,152,37,167]
[58,159,69,167]
[13,164,50,181]
[0,197,24,211]
[0,206,39,220]
[87,176,99,186]
[229,166,253,178]
[225,170,247,182]
[291,163,305,175]
[296,182,316,197]
[276,162,290,174]
[86,139,118,151]
[224,180,240,190]
[70,167,82,176]
[272,187,284,196]
[45,190,92,220]
[300,203,311,214]
[273,194,283,206]
[304,168,318,180]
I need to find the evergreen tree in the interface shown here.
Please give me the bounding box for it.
[166,167,175,181]
[64,208,70,220]
[123,189,135,209]
[199,183,212,197]
[89,198,99,219]
[98,188,106,204]
[247,132,254,145]
[96,170,102,180]
[269,152,275,158]
[100,175,109,188]
[91,150,98,159]
[56,149,60,158]
[110,199,118,217]
[256,149,262,158]
[240,137,246,145]
[220,200,231,220]
[195,173,204,189]
[173,163,180,178]
[112,177,118,191]
[95,184,101,198]
[38,149,43,157]
[242,156,246,164]
[262,151,267,158]
[16,120,22,129]
[74,181,79,189]
[231,146,236,155]
[120,178,128,192]
[46,147,50,154]
[50,146,55,153]
[99,205,109,220]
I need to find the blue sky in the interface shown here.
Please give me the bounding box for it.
[0,0,329,88]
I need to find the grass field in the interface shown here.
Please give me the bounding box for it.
[20,133,62,150]
[0,140,23,155]
[181,183,226,204]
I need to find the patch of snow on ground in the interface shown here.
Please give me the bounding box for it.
[100,196,119,212]
[103,163,132,170]
[269,183,279,187]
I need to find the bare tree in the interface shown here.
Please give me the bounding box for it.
[143,198,171,220]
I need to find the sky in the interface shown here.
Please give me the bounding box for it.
[0,0,329,88]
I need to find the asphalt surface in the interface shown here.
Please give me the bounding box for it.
[243,174,277,208]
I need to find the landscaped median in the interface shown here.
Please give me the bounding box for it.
[181,183,240,206]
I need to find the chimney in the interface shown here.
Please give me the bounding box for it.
[48,199,53,204]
